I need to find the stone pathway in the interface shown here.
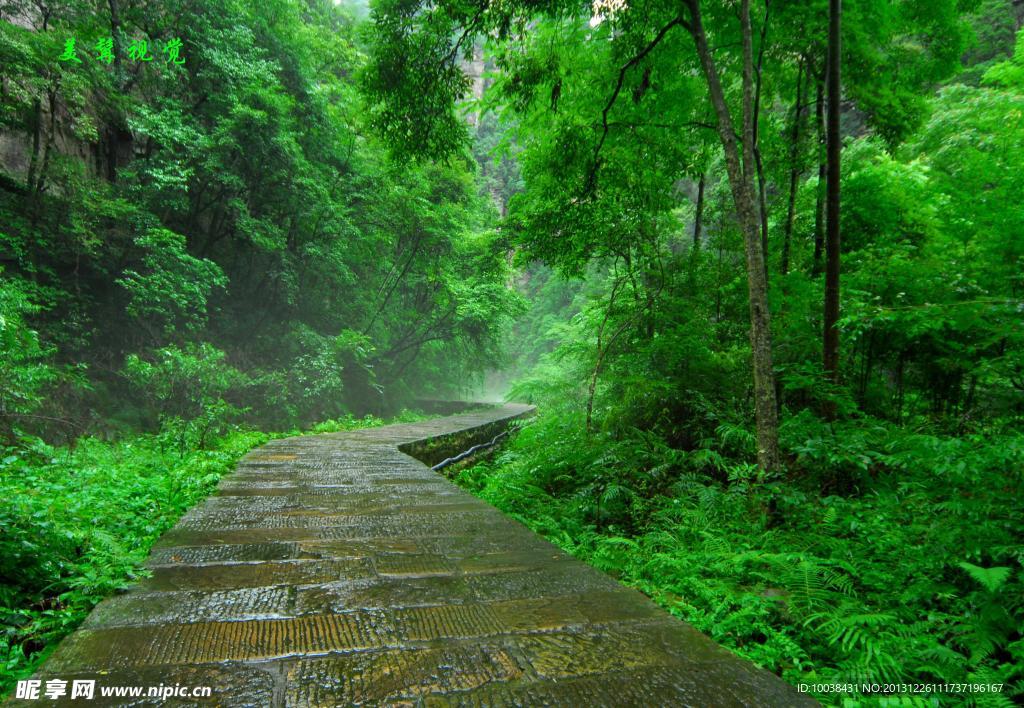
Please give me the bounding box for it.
[11,404,815,706]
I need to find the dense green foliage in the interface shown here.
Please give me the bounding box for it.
[0,429,268,690]
[0,0,520,445]
[3,0,1024,704]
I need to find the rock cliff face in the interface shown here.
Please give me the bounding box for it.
[0,10,130,191]
[0,6,147,191]
[0,101,134,194]
[0,133,28,182]
[2,9,38,183]
[465,42,488,128]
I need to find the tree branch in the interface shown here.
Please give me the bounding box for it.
[585,16,686,195]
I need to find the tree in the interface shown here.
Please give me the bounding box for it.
[823,0,842,406]
[683,0,780,470]
[366,0,785,470]
[0,0,518,432]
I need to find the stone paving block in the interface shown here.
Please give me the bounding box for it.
[417,534,553,558]
[373,552,456,577]
[46,612,395,671]
[176,513,368,531]
[486,596,588,633]
[153,528,325,547]
[190,495,301,512]
[421,666,747,708]
[514,620,739,680]
[216,480,299,494]
[392,604,506,641]
[134,558,372,591]
[466,565,622,601]
[295,576,475,614]
[315,516,514,540]
[283,642,525,706]
[146,542,299,566]
[83,586,293,628]
[297,538,421,558]
[454,550,570,575]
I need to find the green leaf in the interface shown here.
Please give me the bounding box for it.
[957,562,1012,593]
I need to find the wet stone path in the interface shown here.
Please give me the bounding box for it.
[14,404,814,706]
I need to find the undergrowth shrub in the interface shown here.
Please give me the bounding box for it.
[0,276,60,445]
[455,411,1024,706]
[123,343,250,452]
[0,429,267,692]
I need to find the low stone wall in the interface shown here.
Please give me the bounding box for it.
[411,399,492,416]
[399,404,535,468]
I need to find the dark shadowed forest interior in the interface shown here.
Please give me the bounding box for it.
[1,0,1023,704]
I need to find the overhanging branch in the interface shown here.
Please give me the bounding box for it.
[585,16,687,195]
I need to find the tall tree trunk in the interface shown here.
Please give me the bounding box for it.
[26,98,41,191]
[105,0,127,182]
[35,90,57,195]
[108,0,124,74]
[823,0,842,401]
[755,148,769,278]
[686,0,781,472]
[752,3,770,280]
[693,172,705,247]
[812,78,826,274]
[895,351,905,422]
[586,277,639,432]
[781,60,805,276]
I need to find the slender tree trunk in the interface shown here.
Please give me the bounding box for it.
[25,95,44,275]
[752,4,770,280]
[823,0,842,402]
[586,280,620,433]
[858,330,874,402]
[35,90,57,195]
[895,351,905,423]
[105,0,128,182]
[586,278,637,433]
[26,98,41,191]
[687,0,781,471]
[755,148,769,278]
[108,0,124,77]
[781,60,805,276]
[715,241,723,325]
[693,172,705,247]
[812,78,826,274]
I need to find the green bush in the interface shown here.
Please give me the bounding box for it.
[0,275,58,444]
[123,343,249,451]
[115,228,227,338]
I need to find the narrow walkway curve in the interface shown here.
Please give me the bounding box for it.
[14,404,815,706]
